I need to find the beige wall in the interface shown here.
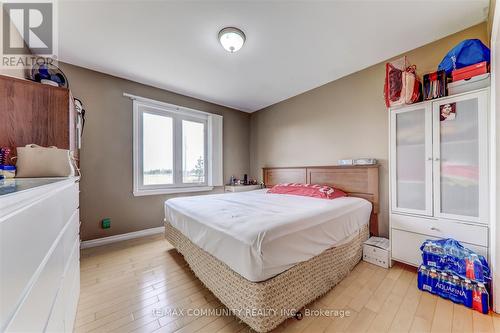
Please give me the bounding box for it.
[59,63,250,240]
[249,23,488,237]
[0,22,30,79]
[0,68,29,79]
[489,0,497,39]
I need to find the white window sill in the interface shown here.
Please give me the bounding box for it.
[133,186,214,197]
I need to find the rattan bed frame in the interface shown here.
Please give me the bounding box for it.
[164,165,379,332]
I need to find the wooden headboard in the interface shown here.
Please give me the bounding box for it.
[263,165,379,236]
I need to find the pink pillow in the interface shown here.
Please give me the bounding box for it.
[267,183,347,200]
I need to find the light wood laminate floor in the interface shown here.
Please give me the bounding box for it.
[76,234,500,333]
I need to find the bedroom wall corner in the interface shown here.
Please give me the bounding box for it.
[60,63,251,241]
[249,22,489,237]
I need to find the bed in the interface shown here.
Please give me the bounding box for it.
[164,165,379,332]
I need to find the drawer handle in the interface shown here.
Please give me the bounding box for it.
[430,227,440,231]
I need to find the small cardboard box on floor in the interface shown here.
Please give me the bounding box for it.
[363,237,392,268]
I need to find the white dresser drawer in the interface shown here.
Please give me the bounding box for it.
[62,209,80,267]
[45,288,65,333]
[5,237,65,332]
[391,213,488,247]
[62,239,80,333]
[45,239,80,333]
[0,181,78,329]
[391,228,488,267]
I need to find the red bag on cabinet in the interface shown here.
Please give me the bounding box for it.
[384,59,405,107]
[384,57,421,107]
[404,65,421,104]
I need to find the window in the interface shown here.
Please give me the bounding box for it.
[129,94,223,196]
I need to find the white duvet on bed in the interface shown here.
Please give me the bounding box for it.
[165,189,371,282]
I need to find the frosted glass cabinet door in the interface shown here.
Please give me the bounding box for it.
[390,104,433,215]
[432,90,488,223]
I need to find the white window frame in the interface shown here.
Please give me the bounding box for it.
[126,93,223,196]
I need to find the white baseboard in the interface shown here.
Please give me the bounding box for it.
[80,226,164,249]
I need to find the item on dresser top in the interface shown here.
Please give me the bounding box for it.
[30,63,69,88]
[354,158,377,165]
[423,70,447,100]
[451,61,488,82]
[0,178,16,192]
[438,39,490,75]
[0,165,16,179]
[338,159,354,166]
[40,79,59,87]
[15,144,76,178]
[448,73,490,96]
[0,147,11,165]
[363,236,391,268]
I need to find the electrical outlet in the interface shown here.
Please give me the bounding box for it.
[101,218,111,229]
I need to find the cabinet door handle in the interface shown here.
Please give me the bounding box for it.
[435,157,440,161]
[427,157,432,161]
[430,227,440,231]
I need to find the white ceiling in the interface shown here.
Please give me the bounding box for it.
[58,1,489,112]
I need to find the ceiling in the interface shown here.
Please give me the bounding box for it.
[57,1,489,112]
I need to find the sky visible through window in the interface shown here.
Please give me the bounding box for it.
[182,120,205,183]
[142,112,205,185]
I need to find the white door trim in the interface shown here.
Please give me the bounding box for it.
[490,0,500,313]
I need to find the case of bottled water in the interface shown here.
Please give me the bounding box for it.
[417,239,490,314]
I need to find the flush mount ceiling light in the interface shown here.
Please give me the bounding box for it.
[218,27,245,53]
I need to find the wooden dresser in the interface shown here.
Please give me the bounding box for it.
[0,75,78,161]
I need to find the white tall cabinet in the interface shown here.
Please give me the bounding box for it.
[389,89,490,266]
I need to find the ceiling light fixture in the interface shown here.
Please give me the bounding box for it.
[218,27,245,53]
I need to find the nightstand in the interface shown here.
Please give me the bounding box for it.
[224,185,262,193]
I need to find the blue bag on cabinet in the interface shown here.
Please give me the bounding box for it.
[438,39,490,75]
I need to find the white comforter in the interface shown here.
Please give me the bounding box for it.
[165,189,371,282]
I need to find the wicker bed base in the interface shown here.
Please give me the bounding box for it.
[164,223,368,332]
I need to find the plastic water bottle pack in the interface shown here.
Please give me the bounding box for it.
[417,239,490,314]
